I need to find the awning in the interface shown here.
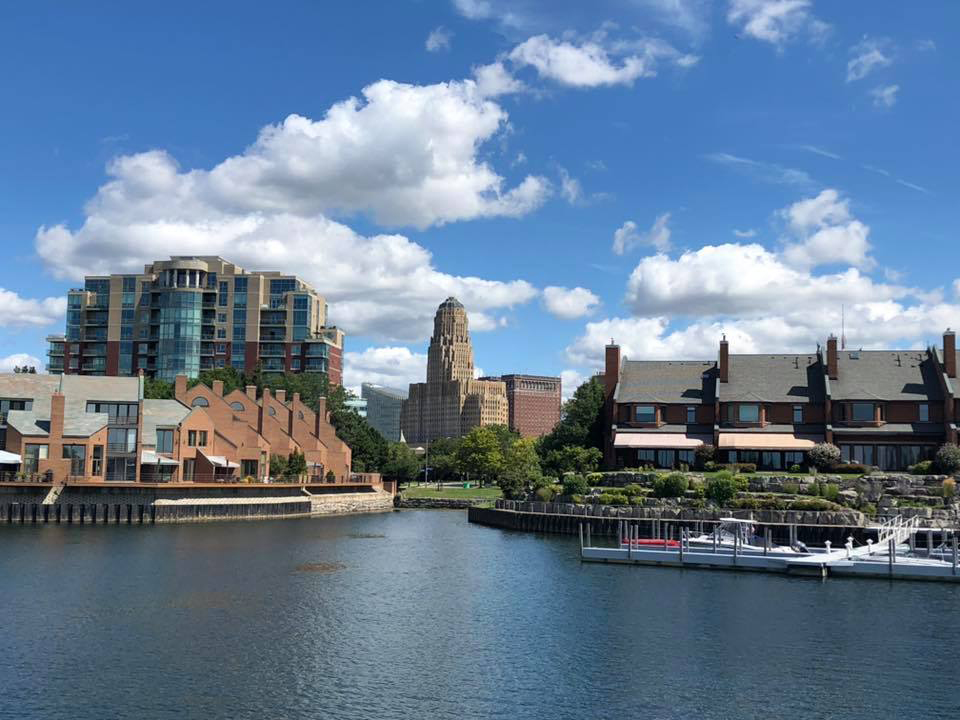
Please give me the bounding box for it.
[718,433,821,450]
[0,450,21,464]
[203,454,240,469]
[614,432,709,449]
[141,451,180,467]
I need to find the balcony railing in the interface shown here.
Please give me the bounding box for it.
[107,443,137,453]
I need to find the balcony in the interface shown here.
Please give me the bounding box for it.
[106,443,137,454]
[260,331,286,342]
[260,343,285,356]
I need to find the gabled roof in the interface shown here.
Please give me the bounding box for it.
[615,361,716,404]
[722,354,825,404]
[141,399,191,445]
[832,350,942,401]
[5,409,109,438]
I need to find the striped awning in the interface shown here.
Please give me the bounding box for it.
[614,432,710,449]
[718,433,821,450]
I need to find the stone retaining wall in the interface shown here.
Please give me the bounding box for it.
[394,496,490,509]
[309,491,395,515]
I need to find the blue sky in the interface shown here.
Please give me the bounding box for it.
[1,0,958,397]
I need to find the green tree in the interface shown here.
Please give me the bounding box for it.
[539,377,606,455]
[327,385,388,472]
[382,442,420,484]
[562,474,589,497]
[541,445,602,477]
[190,367,248,395]
[456,426,504,486]
[286,449,307,479]
[144,377,174,399]
[269,453,288,480]
[499,437,542,499]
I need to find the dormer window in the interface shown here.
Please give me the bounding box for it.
[686,406,696,424]
[851,402,874,422]
[635,405,655,423]
[738,404,759,423]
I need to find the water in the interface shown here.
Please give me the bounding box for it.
[1,510,958,720]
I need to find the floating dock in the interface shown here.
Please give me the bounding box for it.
[579,517,960,583]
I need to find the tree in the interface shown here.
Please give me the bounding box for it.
[286,449,307,480]
[935,443,960,474]
[382,442,420,484]
[499,437,542,499]
[562,474,589,497]
[269,453,288,480]
[144,377,174,399]
[14,365,37,374]
[327,385,388,472]
[652,472,688,498]
[539,377,606,455]
[808,442,841,470]
[190,367,248,395]
[456,426,504,486]
[541,445,601,477]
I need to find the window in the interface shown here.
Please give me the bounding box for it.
[678,450,695,466]
[217,313,227,323]
[92,446,103,476]
[761,451,782,470]
[291,344,301,355]
[107,428,137,452]
[187,430,207,447]
[63,445,86,476]
[656,449,675,468]
[268,406,276,416]
[635,405,655,423]
[793,405,803,424]
[919,403,929,422]
[291,358,301,370]
[784,451,804,467]
[686,406,696,424]
[191,396,209,407]
[156,429,174,454]
[230,401,246,412]
[217,328,227,339]
[216,343,227,354]
[851,403,875,422]
[738,404,760,423]
[23,444,48,474]
[241,459,258,479]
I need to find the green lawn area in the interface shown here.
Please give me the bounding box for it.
[402,485,503,500]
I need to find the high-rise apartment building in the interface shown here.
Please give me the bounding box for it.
[401,298,507,444]
[362,383,407,442]
[46,256,343,384]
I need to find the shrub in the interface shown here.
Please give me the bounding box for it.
[695,444,716,470]
[943,478,957,500]
[652,472,688,498]
[570,494,585,504]
[732,496,759,510]
[782,482,800,495]
[788,498,841,511]
[623,483,644,497]
[832,463,869,475]
[598,493,614,505]
[909,460,934,475]
[586,472,604,485]
[703,460,718,472]
[607,494,629,506]
[788,464,802,474]
[860,502,877,516]
[562,474,589,497]
[808,442,841,470]
[822,483,839,502]
[705,475,739,506]
[935,444,960,474]
[629,495,645,505]
[535,486,555,502]
[737,463,757,474]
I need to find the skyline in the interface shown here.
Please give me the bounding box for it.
[2,1,958,400]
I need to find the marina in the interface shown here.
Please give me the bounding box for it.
[580,516,960,582]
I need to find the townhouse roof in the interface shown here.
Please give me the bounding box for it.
[615,361,716,404]
[141,399,191,446]
[722,354,825,404]
[5,408,109,438]
[831,350,942,401]
[0,374,60,401]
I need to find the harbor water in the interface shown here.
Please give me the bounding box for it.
[1,510,958,719]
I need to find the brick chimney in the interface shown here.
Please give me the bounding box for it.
[292,392,301,406]
[49,392,65,440]
[316,397,327,428]
[276,389,286,404]
[604,341,620,398]
[212,380,224,396]
[175,375,187,399]
[719,336,729,383]
[827,334,838,380]
[944,329,956,378]
[245,384,257,401]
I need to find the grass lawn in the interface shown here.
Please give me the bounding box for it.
[402,485,503,500]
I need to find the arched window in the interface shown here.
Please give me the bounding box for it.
[191,396,209,407]
[230,401,245,412]
[268,406,276,416]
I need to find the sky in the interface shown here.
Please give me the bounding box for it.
[1,0,958,399]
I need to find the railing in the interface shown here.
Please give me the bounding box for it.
[0,471,52,484]
[107,443,136,453]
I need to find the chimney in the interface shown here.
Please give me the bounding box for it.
[276,389,286,404]
[212,380,224,396]
[50,392,65,440]
[292,392,301,406]
[945,329,956,378]
[719,336,729,383]
[245,384,257,401]
[175,374,187,399]
[316,397,327,424]
[827,334,838,380]
[604,341,620,398]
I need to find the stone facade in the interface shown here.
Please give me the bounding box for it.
[401,298,507,444]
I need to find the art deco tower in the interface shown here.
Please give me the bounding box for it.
[426,297,474,383]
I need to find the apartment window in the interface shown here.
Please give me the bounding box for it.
[92,446,103,476]
[291,344,301,355]
[217,328,227,339]
[62,445,86,476]
[635,405,655,423]
[678,450,695,466]
[216,343,227,354]
[156,429,174,454]
[738,404,760,423]
[191,396,209,407]
[793,405,803,424]
[851,403,875,422]
[218,281,228,307]
[291,358,301,370]
[919,403,929,422]
[784,451,804,467]
[215,358,225,368]
[217,313,227,323]
[686,406,696,424]
[107,428,137,453]
[23,444,48,474]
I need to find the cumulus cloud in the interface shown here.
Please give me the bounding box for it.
[612,213,672,255]
[733,228,757,238]
[847,36,894,82]
[508,33,696,88]
[472,61,525,97]
[727,0,829,47]
[640,0,711,38]
[0,353,43,373]
[870,84,899,109]
[780,189,872,269]
[0,289,67,327]
[342,346,427,394]
[426,26,453,52]
[560,368,588,401]
[542,286,600,319]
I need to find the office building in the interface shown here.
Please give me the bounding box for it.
[362,383,407,441]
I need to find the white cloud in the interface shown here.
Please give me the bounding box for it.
[612,213,672,255]
[705,152,813,186]
[0,289,67,327]
[799,145,841,160]
[847,36,894,82]
[426,26,453,52]
[558,167,582,204]
[0,353,43,373]
[733,228,757,238]
[542,286,600,319]
[560,368,588,401]
[508,33,695,88]
[472,61,525,97]
[342,346,427,394]
[640,0,711,38]
[727,0,828,47]
[870,84,899,109]
[780,189,873,270]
